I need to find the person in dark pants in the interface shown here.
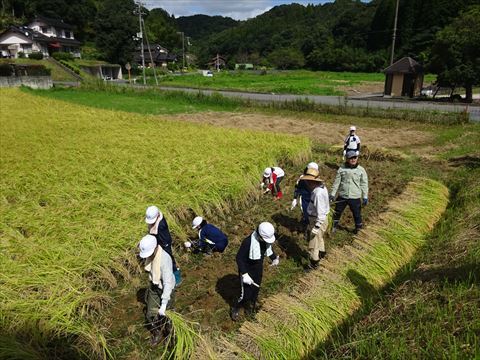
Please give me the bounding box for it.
[230,222,279,321]
[261,167,285,200]
[330,151,369,234]
[184,216,229,254]
[343,125,361,159]
[291,162,319,225]
[145,205,179,272]
[138,234,176,346]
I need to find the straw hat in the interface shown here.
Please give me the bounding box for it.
[302,168,324,182]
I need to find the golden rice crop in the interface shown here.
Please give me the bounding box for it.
[0,88,310,357]
[199,177,449,359]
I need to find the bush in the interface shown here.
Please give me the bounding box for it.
[0,63,13,76]
[28,52,44,60]
[16,64,51,76]
[52,52,74,61]
[59,60,81,74]
[18,51,25,58]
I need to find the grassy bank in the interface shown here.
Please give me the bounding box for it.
[0,88,309,358]
[318,167,480,359]
[0,58,76,81]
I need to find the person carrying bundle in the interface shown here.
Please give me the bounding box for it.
[291,162,320,225]
[184,216,228,255]
[138,234,176,346]
[230,222,280,321]
[261,166,285,200]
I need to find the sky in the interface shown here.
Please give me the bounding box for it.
[143,1,351,21]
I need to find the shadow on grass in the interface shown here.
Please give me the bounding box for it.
[216,274,241,307]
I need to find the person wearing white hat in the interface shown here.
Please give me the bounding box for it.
[145,205,178,272]
[291,162,320,225]
[261,166,285,200]
[184,216,228,254]
[343,125,361,159]
[138,234,176,346]
[230,222,279,321]
[330,150,369,235]
[302,168,330,269]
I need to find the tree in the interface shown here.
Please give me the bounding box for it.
[94,0,136,65]
[429,6,480,102]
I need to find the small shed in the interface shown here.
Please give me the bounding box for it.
[383,57,424,98]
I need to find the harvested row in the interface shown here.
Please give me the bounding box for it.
[0,89,310,357]
[174,177,449,359]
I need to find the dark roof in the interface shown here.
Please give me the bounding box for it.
[31,16,74,30]
[383,57,423,74]
[0,26,80,47]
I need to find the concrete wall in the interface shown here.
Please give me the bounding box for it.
[0,76,53,89]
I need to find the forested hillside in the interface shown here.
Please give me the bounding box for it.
[1,0,478,77]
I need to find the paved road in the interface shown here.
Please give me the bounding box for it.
[66,81,480,122]
[154,86,480,122]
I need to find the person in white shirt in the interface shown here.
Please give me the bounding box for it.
[303,168,330,270]
[343,125,361,158]
[261,166,285,200]
[138,234,176,346]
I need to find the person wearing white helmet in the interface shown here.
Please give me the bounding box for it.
[138,234,176,346]
[184,216,228,254]
[230,222,279,321]
[145,205,178,272]
[343,125,361,159]
[291,162,320,225]
[261,166,285,200]
[302,168,330,269]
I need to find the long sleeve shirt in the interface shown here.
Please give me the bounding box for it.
[330,164,369,199]
[145,248,175,308]
[307,185,330,226]
[236,232,277,275]
[198,224,228,251]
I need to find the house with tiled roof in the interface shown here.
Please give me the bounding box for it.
[0,16,81,59]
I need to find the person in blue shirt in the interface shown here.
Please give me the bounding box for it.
[184,216,228,254]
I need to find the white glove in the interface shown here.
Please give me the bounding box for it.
[158,303,167,316]
[260,182,265,189]
[311,226,320,235]
[270,256,280,266]
[242,273,254,285]
[291,199,297,210]
[184,241,192,248]
[263,188,271,194]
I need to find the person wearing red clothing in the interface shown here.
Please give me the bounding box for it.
[261,166,285,200]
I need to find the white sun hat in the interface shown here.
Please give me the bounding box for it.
[263,167,272,178]
[145,205,163,224]
[349,125,356,131]
[139,234,157,258]
[307,162,319,170]
[258,222,275,243]
[192,216,203,229]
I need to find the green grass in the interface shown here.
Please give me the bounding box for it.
[0,88,310,358]
[25,87,244,115]
[152,70,386,96]
[319,168,480,360]
[0,58,77,81]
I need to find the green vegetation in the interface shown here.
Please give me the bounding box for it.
[0,88,309,358]
[319,167,480,360]
[0,58,76,81]
[26,87,244,115]
[155,70,384,96]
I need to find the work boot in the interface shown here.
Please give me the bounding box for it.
[150,330,162,347]
[230,306,240,321]
[353,227,362,235]
[319,251,326,259]
[305,259,320,272]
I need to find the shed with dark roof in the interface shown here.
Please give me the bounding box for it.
[383,57,424,98]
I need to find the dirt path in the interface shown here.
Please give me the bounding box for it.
[165,112,433,150]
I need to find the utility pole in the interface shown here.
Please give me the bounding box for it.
[390,0,400,65]
[135,1,146,85]
[141,17,158,85]
[177,32,185,73]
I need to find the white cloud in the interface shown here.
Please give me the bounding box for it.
[143,0,323,20]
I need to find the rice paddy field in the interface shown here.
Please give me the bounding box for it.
[1,86,479,359]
